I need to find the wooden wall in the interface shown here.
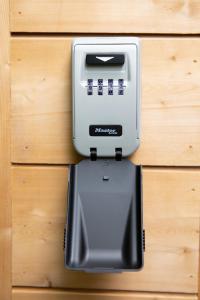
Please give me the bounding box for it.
[0,0,199,299]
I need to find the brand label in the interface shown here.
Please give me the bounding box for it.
[89,125,122,136]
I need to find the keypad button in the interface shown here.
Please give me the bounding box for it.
[118,79,124,86]
[88,89,93,95]
[88,79,93,84]
[98,79,103,85]
[108,79,113,85]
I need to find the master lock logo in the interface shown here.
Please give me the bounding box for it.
[89,125,122,136]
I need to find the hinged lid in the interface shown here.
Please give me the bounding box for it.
[64,158,144,272]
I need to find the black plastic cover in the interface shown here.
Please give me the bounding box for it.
[86,54,125,65]
[64,159,144,272]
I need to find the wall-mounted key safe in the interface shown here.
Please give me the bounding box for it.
[64,37,145,272]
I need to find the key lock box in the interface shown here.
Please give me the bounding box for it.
[64,37,145,272]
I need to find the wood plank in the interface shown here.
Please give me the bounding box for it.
[12,166,200,293]
[11,37,80,164]
[10,0,200,33]
[11,37,200,166]
[199,221,200,300]
[12,288,198,300]
[0,1,11,299]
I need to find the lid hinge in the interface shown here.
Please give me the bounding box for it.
[90,148,122,161]
[90,148,97,161]
[115,148,122,161]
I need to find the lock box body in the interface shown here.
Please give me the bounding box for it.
[64,159,144,272]
[72,37,140,157]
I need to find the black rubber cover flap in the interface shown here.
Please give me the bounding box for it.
[64,158,144,272]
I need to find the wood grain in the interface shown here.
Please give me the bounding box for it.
[0,1,11,299]
[10,0,200,33]
[12,288,198,300]
[12,166,200,293]
[11,37,200,166]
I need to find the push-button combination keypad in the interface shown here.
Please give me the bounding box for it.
[87,79,125,95]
